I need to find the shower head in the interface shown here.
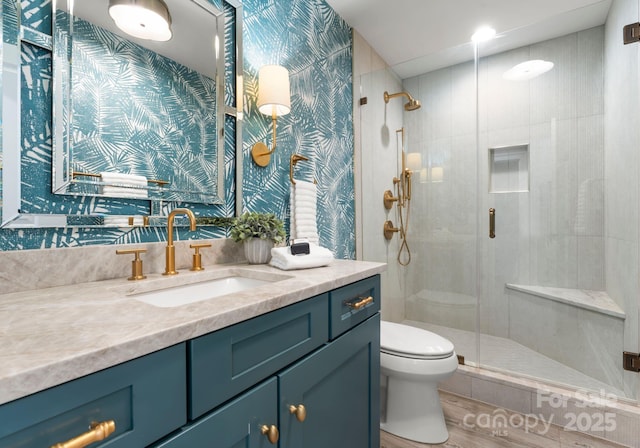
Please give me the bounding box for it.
[384,91,421,111]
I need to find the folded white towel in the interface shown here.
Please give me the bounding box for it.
[100,172,148,186]
[290,180,319,245]
[100,172,149,198]
[102,186,148,199]
[269,243,334,270]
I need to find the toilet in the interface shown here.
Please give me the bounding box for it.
[380,321,458,444]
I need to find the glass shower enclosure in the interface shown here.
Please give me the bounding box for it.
[359,0,639,405]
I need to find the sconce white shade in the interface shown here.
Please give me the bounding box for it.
[109,0,173,42]
[257,65,291,117]
[407,152,422,171]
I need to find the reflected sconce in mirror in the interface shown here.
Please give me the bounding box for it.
[431,166,444,183]
[108,0,173,42]
[252,65,291,167]
[406,152,422,171]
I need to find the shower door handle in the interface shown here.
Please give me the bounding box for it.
[489,208,496,239]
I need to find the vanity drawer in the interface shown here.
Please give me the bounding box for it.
[329,275,380,339]
[188,293,328,420]
[0,343,187,448]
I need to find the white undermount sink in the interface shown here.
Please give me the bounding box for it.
[123,270,289,308]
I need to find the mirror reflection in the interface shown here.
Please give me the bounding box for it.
[53,0,225,204]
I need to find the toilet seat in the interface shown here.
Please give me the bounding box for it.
[381,321,454,360]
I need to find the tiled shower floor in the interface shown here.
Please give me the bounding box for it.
[403,320,628,398]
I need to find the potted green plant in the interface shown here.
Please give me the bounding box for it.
[230,212,286,264]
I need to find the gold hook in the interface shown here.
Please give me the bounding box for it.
[289,154,316,185]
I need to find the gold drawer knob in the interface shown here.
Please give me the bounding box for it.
[51,420,116,448]
[346,296,374,310]
[289,404,307,422]
[260,424,279,444]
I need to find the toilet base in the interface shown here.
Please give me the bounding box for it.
[381,375,449,444]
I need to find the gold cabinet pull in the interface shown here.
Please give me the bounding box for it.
[345,296,373,310]
[260,424,279,444]
[50,420,116,448]
[489,208,496,239]
[289,404,307,422]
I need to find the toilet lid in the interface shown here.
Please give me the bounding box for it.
[380,321,455,359]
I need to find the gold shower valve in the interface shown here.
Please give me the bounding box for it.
[383,220,400,240]
[383,190,399,209]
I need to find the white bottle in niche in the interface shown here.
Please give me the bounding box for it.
[244,238,273,264]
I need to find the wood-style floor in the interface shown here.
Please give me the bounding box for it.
[380,391,629,448]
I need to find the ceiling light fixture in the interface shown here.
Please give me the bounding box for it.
[108,0,173,42]
[471,26,496,43]
[503,60,554,81]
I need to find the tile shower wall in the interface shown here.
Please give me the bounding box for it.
[401,27,606,338]
[0,0,355,259]
[353,33,406,322]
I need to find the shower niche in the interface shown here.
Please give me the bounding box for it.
[489,144,529,193]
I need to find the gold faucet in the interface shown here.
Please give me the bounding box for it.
[164,208,197,275]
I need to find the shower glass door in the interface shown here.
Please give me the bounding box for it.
[400,53,480,363]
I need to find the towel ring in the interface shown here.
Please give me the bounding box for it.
[290,154,317,185]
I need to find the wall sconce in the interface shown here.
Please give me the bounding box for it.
[108,0,173,42]
[252,65,291,167]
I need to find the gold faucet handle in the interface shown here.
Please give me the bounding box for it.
[189,243,212,271]
[116,248,147,281]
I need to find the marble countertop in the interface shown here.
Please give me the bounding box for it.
[0,260,386,405]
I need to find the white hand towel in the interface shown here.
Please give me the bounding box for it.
[269,243,334,270]
[102,186,149,198]
[100,172,149,198]
[290,180,319,245]
[100,172,148,186]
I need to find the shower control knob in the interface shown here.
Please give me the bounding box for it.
[383,220,400,240]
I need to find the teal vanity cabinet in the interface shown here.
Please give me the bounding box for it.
[0,343,187,448]
[278,314,380,448]
[0,275,380,448]
[156,275,381,448]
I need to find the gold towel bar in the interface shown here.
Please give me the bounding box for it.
[72,171,169,186]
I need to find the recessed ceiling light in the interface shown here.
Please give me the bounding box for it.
[471,27,496,43]
[503,60,554,81]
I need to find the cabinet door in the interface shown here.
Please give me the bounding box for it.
[154,378,278,448]
[278,314,380,448]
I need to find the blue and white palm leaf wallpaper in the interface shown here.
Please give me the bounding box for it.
[1,0,355,260]
[243,0,354,259]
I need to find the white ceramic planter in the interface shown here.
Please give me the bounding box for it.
[243,238,274,264]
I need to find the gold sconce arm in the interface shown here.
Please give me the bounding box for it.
[252,113,278,167]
